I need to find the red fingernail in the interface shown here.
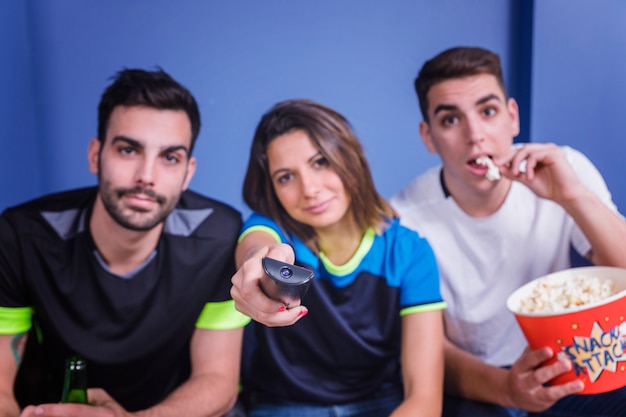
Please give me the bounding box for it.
[298,309,308,317]
[277,305,286,312]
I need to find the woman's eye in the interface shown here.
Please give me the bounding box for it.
[313,157,329,167]
[276,173,293,184]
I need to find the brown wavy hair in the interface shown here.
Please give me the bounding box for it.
[242,99,396,252]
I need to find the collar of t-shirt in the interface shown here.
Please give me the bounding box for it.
[439,168,451,198]
[92,249,157,280]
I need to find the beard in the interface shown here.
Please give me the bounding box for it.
[98,180,178,231]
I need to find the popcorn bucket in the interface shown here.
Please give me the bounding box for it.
[506,266,626,394]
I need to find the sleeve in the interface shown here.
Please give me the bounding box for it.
[391,224,446,316]
[564,146,624,257]
[238,212,286,243]
[0,214,33,334]
[195,300,250,330]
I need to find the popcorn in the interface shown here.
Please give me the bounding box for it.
[476,156,501,181]
[518,275,616,313]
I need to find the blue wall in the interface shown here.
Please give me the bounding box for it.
[1,0,624,217]
[0,1,41,206]
[532,0,626,213]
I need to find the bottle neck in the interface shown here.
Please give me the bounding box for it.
[61,356,88,404]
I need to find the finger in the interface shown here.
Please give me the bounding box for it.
[239,261,285,312]
[540,378,585,402]
[86,388,113,405]
[514,346,553,371]
[255,305,309,327]
[512,143,557,179]
[233,244,307,326]
[523,378,585,412]
[521,153,540,180]
[27,403,109,417]
[533,358,577,385]
[265,243,295,264]
[19,405,36,417]
[232,261,294,321]
[495,146,529,177]
[231,283,270,317]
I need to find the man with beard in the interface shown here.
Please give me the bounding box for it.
[0,68,249,417]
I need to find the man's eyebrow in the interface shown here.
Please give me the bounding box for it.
[432,93,502,117]
[111,135,143,148]
[433,104,458,116]
[111,136,190,156]
[476,93,501,106]
[162,145,190,157]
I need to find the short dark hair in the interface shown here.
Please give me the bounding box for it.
[242,99,396,252]
[415,46,508,122]
[97,68,201,154]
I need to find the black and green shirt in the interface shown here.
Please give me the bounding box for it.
[0,187,249,411]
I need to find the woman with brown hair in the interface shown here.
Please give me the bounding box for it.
[231,99,445,416]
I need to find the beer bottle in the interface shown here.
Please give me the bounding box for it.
[61,355,88,404]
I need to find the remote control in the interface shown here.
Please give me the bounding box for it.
[260,257,314,307]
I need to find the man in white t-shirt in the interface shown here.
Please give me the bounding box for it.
[391,46,626,417]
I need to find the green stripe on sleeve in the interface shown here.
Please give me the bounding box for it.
[195,300,251,330]
[238,225,281,243]
[0,306,33,334]
[400,301,447,317]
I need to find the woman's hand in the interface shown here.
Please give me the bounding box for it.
[230,242,308,327]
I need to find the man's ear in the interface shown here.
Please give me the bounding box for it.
[507,98,521,138]
[419,120,437,154]
[88,138,101,175]
[182,156,197,191]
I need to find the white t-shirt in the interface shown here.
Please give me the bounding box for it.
[390,146,620,366]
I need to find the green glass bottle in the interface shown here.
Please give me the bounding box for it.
[61,355,88,404]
